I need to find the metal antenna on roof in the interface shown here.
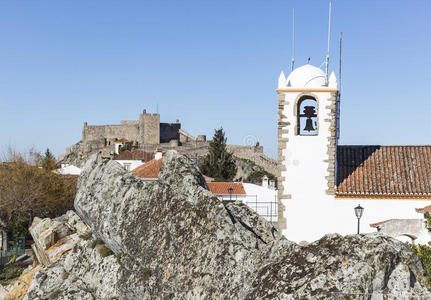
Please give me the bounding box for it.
[325,1,332,85]
[291,8,295,72]
[339,32,343,93]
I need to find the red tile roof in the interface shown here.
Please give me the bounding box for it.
[206,182,246,195]
[131,158,213,182]
[416,205,431,214]
[114,150,154,161]
[370,219,392,228]
[370,219,393,228]
[131,158,164,179]
[336,146,431,198]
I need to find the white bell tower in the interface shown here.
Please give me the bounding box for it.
[277,64,339,242]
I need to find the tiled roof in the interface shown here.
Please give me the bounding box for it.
[131,157,214,182]
[207,182,246,195]
[114,150,154,161]
[369,219,392,228]
[336,146,431,198]
[416,205,431,214]
[131,158,163,179]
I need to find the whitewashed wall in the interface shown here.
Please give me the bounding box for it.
[243,183,277,222]
[331,199,431,239]
[115,160,145,171]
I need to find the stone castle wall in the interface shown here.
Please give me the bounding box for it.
[84,124,140,143]
[141,113,160,145]
[63,110,278,175]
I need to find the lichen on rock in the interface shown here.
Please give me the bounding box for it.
[23,151,431,299]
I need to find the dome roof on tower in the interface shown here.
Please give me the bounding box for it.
[283,64,327,88]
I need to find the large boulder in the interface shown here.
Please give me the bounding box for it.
[24,151,431,299]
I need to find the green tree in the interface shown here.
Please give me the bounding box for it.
[412,212,431,285]
[42,148,57,171]
[200,128,237,181]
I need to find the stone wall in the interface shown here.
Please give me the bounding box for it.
[83,124,139,143]
[120,120,139,125]
[141,113,160,145]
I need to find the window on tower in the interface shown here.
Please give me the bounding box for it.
[297,96,318,136]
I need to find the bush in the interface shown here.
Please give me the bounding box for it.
[412,243,431,285]
[412,212,431,285]
[0,148,77,239]
[96,243,114,258]
[142,268,151,281]
[0,263,26,285]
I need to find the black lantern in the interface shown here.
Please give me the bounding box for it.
[354,204,364,234]
[228,187,234,202]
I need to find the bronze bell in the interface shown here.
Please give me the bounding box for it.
[303,118,315,132]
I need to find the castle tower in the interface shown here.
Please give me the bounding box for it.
[277,64,339,242]
[139,109,160,145]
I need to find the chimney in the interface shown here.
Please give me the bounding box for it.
[155,147,163,160]
[262,175,269,188]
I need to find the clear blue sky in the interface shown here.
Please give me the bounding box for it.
[1,0,430,159]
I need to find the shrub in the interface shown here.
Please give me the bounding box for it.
[412,212,431,285]
[0,263,26,285]
[96,243,114,258]
[142,268,151,281]
[0,148,77,239]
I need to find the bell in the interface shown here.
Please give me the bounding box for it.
[303,118,315,132]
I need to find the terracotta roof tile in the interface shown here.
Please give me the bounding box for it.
[207,182,246,195]
[131,157,213,183]
[131,158,163,179]
[336,146,431,198]
[370,219,393,228]
[416,205,431,214]
[114,150,154,161]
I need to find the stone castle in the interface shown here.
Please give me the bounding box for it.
[80,109,207,155]
[60,109,278,175]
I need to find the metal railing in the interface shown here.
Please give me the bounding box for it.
[245,195,278,223]
[221,195,278,223]
[0,237,26,265]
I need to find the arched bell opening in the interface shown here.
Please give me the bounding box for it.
[297,96,318,136]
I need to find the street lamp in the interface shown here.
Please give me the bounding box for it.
[354,204,364,234]
[228,187,233,202]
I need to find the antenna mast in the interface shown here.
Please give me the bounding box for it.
[291,8,295,71]
[339,32,343,93]
[325,1,332,83]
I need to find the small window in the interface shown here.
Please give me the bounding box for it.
[297,96,318,136]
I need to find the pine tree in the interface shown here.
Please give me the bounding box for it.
[201,128,237,181]
[42,148,57,171]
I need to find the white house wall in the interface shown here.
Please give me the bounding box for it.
[242,183,277,222]
[332,198,431,238]
[115,160,145,171]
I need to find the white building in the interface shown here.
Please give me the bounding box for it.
[113,149,154,171]
[207,177,278,223]
[369,205,431,244]
[54,164,81,175]
[277,64,431,243]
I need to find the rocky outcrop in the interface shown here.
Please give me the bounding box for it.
[24,151,431,299]
[29,211,85,267]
